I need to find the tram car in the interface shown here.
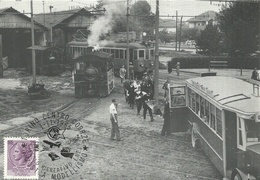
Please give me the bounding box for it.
[168,76,260,180]
[72,47,114,97]
[67,41,155,78]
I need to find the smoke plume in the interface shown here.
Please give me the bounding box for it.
[87,0,126,47]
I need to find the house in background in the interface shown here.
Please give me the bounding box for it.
[186,11,217,30]
[33,8,95,61]
[33,7,95,44]
[159,18,177,33]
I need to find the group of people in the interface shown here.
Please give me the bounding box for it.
[109,67,173,142]
[123,72,155,122]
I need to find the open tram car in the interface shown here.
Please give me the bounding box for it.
[72,48,114,97]
[67,41,155,78]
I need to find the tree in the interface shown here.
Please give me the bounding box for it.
[195,22,221,56]
[217,2,260,57]
[130,0,155,40]
[181,28,201,42]
[159,29,174,43]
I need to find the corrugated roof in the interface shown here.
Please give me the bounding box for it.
[34,8,91,29]
[186,11,217,22]
[0,7,10,13]
[0,7,47,30]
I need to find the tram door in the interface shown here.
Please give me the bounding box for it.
[169,86,189,132]
[225,110,237,169]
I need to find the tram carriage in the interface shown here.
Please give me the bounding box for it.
[72,47,114,97]
[169,76,260,180]
[67,41,155,78]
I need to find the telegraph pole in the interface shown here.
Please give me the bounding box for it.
[154,0,159,105]
[31,0,36,84]
[126,0,130,79]
[179,16,183,51]
[175,11,178,51]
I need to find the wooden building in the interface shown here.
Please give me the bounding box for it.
[0,7,47,68]
[33,8,95,62]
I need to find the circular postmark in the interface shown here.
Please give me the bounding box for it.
[21,111,89,179]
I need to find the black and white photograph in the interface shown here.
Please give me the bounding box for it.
[0,0,259,179]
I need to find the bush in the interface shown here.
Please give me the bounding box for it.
[170,57,260,69]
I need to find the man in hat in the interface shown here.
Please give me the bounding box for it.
[119,65,126,83]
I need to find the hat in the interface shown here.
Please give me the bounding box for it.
[143,72,148,75]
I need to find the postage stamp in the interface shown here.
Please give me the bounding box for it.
[4,137,39,179]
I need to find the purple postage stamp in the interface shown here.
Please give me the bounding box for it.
[4,137,39,179]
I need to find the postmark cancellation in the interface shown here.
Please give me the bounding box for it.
[4,137,39,179]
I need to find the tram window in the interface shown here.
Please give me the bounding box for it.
[245,120,260,143]
[210,105,216,130]
[188,88,192,108]
[238,118,244,146]
[124,50,126,59]
[205,100,210,124]
[139,50,145,60]
[120,50,124,59]
[107,49,111,54]
[75,63,80,70]
[134,50,138,60]
[111,49,115,57]
[196,94,200,115]
[170,87,186,107]
[216,108,222,137]
[191,90,196,111]
[115,50,120,58]
[150,49,154,58]
[200,97,205,118]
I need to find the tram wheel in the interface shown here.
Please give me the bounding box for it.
[232,170,243,180]
[191,126,200,149]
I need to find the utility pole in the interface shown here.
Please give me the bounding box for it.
[0,35,2,78]
[31,0,36,84]
[175,11,178,51]
[126,0,130,79]
[179,16,183,51]
[154,0,159,105]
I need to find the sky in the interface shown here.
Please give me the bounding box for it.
[0,0,222,20]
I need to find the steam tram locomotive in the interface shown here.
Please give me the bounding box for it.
[72,47,114,97]
[67,41,155,78]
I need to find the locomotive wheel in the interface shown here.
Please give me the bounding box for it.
[191,126,200,149]
[232,170,242,180]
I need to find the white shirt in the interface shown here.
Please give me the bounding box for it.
[110,103,117,114]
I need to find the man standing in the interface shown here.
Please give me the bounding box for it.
[109,99,122,141]
[175,62,180,76]
[142,93,154,122]
[119,65,126,83]
[162,78,170,99]
[161,100,171,136]
[251,67,258,80]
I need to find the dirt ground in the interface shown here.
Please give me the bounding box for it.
[0,68,222,180]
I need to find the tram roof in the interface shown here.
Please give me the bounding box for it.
[100,41,152,49]
[73,51,112,61]
[186,76,260,114]
[67,40,153,49]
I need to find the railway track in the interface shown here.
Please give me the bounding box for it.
[0,71,221,179]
